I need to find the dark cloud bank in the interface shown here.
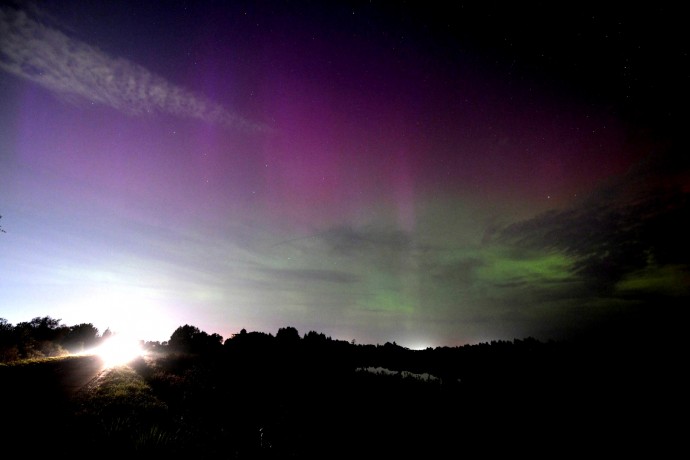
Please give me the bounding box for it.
[498,150,690,343]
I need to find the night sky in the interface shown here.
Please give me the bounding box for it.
[1,0,688,348]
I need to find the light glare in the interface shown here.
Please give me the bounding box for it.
[95,334,143,367]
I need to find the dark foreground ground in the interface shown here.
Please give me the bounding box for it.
[0,337,683,459]
[1,355,104,448]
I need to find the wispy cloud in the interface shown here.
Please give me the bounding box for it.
[270,225,414,255]
[259,268,359,285]
[0,5,267,132]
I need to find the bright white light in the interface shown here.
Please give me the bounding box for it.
[61,283,179,343]
[95,334,143,367]
[407,341,436,351]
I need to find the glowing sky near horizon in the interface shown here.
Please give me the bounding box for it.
[1,1,688,347]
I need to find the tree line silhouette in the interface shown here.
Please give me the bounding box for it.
[2,315,561,378]
[0,314,657,385]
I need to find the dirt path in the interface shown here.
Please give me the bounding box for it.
[1,355,106,448]
[53,354,106,396]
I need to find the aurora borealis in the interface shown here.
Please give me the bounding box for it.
[1,1,688,347]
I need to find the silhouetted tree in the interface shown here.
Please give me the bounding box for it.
[224,329,275,353]
[169,324,223,354]
[0,215,6,233]
[0,318,18,362]
[62,323,100,353]
[276,326,300,344]
[303,330,328,345]
[14,316,68,358]
[204,332,224,352]
[101,328,113,340]
[169,324,202,353]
